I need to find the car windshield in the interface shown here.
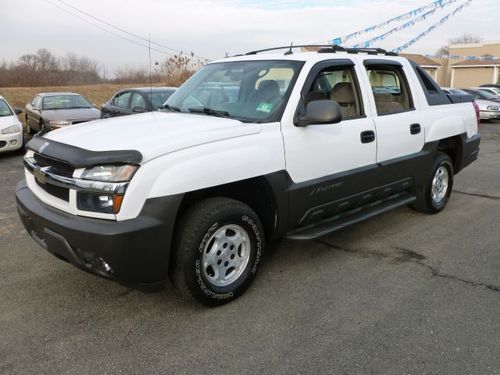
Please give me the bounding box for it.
[148,90,175,110]
[450,89,469,95]
[0,99,13,117]
[473,90,497,100]
[42,95,92,110]
[479,88,500,96]
[164,60,304,123]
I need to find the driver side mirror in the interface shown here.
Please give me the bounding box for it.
[294,100,343,127]
[132,106,146,113]
[14,108,23,115]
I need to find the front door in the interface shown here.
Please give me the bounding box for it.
[281,60,378,227]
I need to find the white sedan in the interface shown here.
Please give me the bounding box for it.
[0,96,24,153]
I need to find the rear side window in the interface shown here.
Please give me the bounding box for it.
[130,92,147,111]
[366,65,413,115]
[412,64,450,106]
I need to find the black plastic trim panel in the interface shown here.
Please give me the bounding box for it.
[27,136,142,168]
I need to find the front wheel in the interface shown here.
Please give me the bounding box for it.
[412,152,454,214]
[171,197,265,306]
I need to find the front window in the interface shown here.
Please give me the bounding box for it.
[42,95,92,110]
[164,60,304,123]
[0,99,13,117]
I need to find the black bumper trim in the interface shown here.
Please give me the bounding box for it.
[16,181,183,290]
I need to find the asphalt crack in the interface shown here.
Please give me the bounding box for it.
[453,190,500,201]
[316,239,500,293]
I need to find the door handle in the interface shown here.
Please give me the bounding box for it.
[410,123,421,135]
[360,130,375,144]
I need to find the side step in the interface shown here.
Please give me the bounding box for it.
[286,192,416,240]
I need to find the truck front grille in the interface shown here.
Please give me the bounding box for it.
[32,152,74,201]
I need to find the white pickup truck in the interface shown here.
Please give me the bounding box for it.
[16,46,481,305]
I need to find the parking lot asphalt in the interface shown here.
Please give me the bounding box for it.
[1,122,499,375]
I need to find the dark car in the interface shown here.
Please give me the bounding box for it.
[25,92,101,134]
[100,87,177,118]
[480,83,500,89]
[461,88,500,103]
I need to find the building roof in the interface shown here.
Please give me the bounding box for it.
[400,53,440,67]
[449,40,500,49]
[451,59,500,67]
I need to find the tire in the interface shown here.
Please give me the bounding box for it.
[171,197,265,306]
[412,152,454,214]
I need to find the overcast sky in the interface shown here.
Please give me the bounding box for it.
[2,0,499,76]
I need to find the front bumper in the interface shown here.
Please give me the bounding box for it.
[479,110,500,120]
[0,132,22,153]
[16,181,182,290]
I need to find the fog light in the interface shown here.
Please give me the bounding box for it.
[10,140,18,146]
[97,257,113,275]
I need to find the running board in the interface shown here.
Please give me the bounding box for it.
[286,193,416,240]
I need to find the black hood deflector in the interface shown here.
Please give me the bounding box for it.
[27,136,143,168]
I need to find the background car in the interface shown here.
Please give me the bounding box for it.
[25,92,101,133]
[100,87,177,118]
[442,87,500,121]
[461,88,500,103]
[0,96,24,153]
[474,86,500,97]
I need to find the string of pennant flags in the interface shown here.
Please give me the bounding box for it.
[351,0,459,49]
[391,0,472,53]
[330,0,473,54]
[331,0,456,46]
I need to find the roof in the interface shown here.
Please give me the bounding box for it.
[38,92,80,97]
[129,87,177,92]
[400,53,440,67]
[451,59,500,67]
[449,40,500,48]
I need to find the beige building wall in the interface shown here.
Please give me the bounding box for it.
[449,41,500,57]
[452,67,494,88]
[422,67,438,80]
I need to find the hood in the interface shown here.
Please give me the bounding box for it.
[476,99,500,110]
[44,112,262,162]
[0,115,20,130]
[42,107,101,122]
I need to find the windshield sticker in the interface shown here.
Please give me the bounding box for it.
[256,103,273,113]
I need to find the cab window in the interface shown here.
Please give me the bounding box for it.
[304,65,363,120]
[366,65,413,115]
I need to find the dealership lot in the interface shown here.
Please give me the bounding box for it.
[1,122,499,374]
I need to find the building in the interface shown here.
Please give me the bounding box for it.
[450,59,500,88]
[447,40,500,88]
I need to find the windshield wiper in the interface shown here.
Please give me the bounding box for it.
[188,107,231,118]
[161,104,181,112]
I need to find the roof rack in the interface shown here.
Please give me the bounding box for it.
[239,44,398,57]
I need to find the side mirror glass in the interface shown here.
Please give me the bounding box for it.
[14,108,23,115]
[295,100,343,127]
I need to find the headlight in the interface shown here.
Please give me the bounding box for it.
[81,165,138,182]
[77,192,124,214]
[49,120,72,126]
[487,106,499,110]
[1,125,21,135]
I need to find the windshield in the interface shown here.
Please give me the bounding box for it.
[42,95,92,110]
[473,90,497,100]
[0,99,13,117]
[148,90,175,110]
[479,88,500,96]
[164,60,304,123]
[450,89,469,95]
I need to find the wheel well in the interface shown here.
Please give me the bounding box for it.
[177,177,278,237]
[437,135,463,173]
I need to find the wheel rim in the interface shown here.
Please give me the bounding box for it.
[431,165,449,204]
[201,224,251,287]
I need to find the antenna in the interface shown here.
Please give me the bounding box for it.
[148,33,153,99]
[284,42,294,55]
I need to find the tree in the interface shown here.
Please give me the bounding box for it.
[436,34,482,56]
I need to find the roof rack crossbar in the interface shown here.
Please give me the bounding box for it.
[240,44,398,57]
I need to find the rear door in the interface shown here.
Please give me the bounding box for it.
[363,59,425,186]
[282,59,378,227]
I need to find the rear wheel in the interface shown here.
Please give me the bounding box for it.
[171,197,265,306]
[412,152,454,214]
